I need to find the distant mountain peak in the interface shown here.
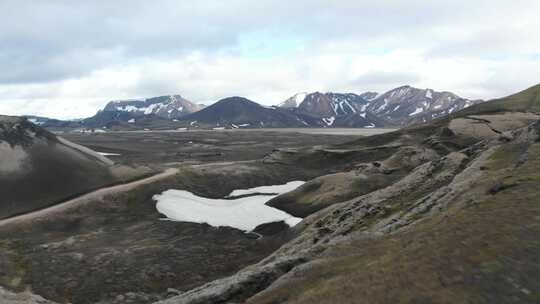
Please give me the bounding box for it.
[100,94,200,120]
[212,96,264,109]
[177,96,306,128]
[218,96,253,103]
[277,92,382,128]
[279,92,308,108]
[368,86,482,125]
[82,94,201,129]
[277,86,483,128]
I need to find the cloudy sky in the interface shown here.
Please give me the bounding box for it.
[0,0,539,119]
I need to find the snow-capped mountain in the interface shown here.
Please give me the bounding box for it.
[359,92,380,101]
[103,95,201,119]
[281,92,367,116]
[83,95,202,129]
[280,86,482,127]
[298,93,363,117]
[278,92,387,128]
[279,93,308,108]
[26,87,482,131]
[366,85,483,125]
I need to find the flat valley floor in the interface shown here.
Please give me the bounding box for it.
[61,128,390,166]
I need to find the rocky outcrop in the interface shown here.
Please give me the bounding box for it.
[448,112,540,139]
[156,117,540,304]
[154,257,308,304]
[266,145,440,217]
[0,287,57,304]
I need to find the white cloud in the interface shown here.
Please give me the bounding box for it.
[0,0,539,118]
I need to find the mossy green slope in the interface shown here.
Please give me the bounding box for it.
[457,83,540,115]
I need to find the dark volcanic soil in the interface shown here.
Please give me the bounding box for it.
[62,130,357,167]
[0,130,358,304]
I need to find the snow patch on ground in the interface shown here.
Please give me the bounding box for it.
[117,105,140,112]
[144,103,162,115]
[322,116,335,126]
[336,100,356,114]
[376,100,388,112]
[97,152,121,156]
[331,103,339,115]
[409,107,424,116]
[229,181,304,197]
[343,101,356,113]
[72,128,106,134]
[153,181,305,231]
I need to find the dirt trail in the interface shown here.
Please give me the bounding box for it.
[0,168,179,228]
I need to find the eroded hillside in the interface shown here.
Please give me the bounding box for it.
[158,84,540,304]
[0,116,150,219]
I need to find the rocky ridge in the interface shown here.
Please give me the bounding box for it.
[279,86,483,128]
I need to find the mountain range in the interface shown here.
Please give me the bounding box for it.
[278,86,482,128]
[30,86,483,131]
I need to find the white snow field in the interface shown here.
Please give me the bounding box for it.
[153,181,305,231]
[228,181,305,197]
[97,152,121,156]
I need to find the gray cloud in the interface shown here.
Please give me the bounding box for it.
[0,0,539,117]
[2,0,534,84]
